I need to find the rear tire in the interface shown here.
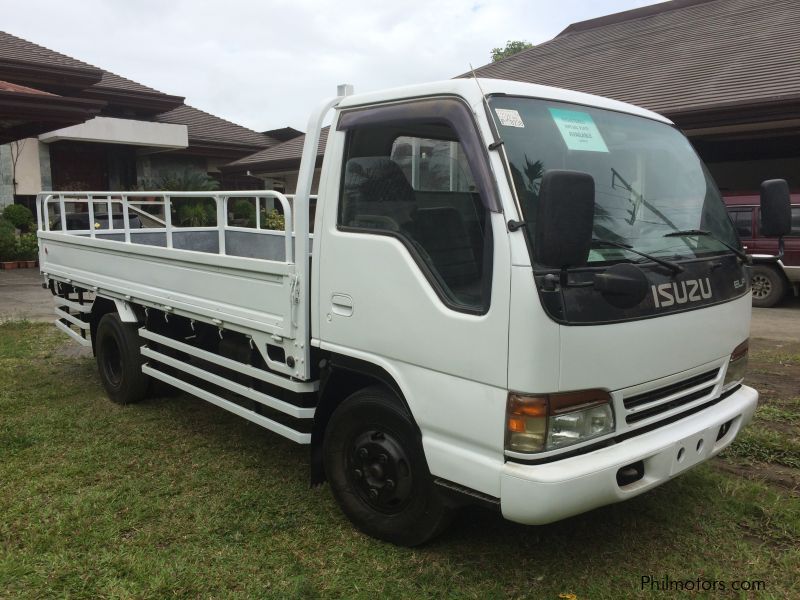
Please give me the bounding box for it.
[323,386,452,546]
[95,313,149,404]
[750,265,786,308]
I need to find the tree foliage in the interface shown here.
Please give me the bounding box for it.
[491,40,533,62]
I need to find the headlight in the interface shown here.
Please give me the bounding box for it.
[505,389,615,453]
[722,339,748,392]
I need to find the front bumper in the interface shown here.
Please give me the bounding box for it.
[500,384,758,525]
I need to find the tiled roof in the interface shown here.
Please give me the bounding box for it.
[95,69,169,96]
[0,31,170,96]
[155,104,277,150]
[0,30,97,71]
[0,79,53,95]
[466,0,800,118]
[263,126,304,142]
[0,31,271,151]
[0,30,183,113]
[225,126,329,171]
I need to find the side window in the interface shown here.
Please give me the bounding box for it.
[728,208,753,237]
[790,207,800,237]
[338,124,491,312]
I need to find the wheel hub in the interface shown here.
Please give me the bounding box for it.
[348,429,413,513]
[752,275,771,298]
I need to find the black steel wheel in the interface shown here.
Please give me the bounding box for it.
[95,313,149,404]
[323,386,452,546]
[750,265,786,308]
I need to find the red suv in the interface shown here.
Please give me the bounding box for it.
[725,194,800,307]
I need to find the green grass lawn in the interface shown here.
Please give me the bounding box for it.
[1,321,798,599]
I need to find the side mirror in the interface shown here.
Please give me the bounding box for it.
[760,179,791,237]
[533,169,595,269]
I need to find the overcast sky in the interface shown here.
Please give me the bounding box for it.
[3,0,663,132]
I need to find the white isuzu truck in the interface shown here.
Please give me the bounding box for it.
[36,79,793,546]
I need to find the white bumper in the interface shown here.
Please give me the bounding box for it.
[500,385,758,525]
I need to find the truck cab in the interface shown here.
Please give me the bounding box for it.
[36,79,793,545]
[313,79,761,533]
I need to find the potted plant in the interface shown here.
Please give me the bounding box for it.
[0,220,18,269]
[17,233,39,267]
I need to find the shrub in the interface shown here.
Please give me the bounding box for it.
[17,233,39,261]
[174,199,216,227]
[152,170,220,192]
[0,224,16,262]
[264,209,285,231]
[232,199,257,227]
[2,204,34,232]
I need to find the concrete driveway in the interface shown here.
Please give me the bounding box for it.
[751,296,800,342]
[1,267,798,341]
[0,268,52,322]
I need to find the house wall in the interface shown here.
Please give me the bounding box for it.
[0,145,12,208]
[254,168,321,194]
[706,157,800,193]
[0,139,52,209]
[9,139,42,195]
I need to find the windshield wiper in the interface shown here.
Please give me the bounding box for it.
[663,229,750,263]
[592,238,684,274]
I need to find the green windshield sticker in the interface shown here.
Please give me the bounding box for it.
[548,108,609,153]
[588,250,606,262]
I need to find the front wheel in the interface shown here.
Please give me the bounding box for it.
[750,265,786,308]
[323,386,452,546]
[95,313,149,404]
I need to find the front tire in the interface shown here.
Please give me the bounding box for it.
[323,386,452,546]
[95,313,149,404]
[750,265,786,308]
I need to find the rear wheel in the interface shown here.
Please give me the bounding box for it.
[95,313,149,404]
[750,265,786,308]
[323,386,452,546]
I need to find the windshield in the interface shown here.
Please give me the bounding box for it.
[490,96,739,264]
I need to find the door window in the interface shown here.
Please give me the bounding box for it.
[338,114,493,313]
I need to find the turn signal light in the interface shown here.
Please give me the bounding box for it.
[505,389,615,453]
[722,339,748,392]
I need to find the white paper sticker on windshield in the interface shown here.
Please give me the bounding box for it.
[548,107,609,152]
[495,108,525,128]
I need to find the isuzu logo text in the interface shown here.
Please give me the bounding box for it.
[651,278,712,308]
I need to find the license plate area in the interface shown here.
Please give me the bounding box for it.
[668,426,717,476]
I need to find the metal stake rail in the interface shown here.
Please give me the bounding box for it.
[37,190,304,263]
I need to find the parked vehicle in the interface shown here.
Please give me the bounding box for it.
[725,193,800,307]
[35,79,792,546]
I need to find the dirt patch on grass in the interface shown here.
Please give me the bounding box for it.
[747,337,800,404]
[720,335,800,498]
[713,459,800,497]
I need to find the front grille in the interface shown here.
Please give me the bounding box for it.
[623,368,719,425]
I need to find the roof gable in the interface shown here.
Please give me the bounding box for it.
[0,31,183,113]
[155,105,277,154]
[224,127,329,172]
[468,0,800,120]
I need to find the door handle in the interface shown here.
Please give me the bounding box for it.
[331,294,354,317]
